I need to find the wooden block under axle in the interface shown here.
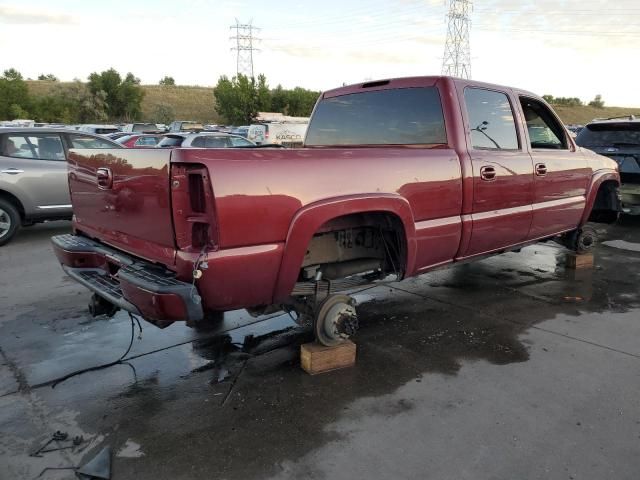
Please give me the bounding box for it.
[300,341,356,375]
[566,252,594,269]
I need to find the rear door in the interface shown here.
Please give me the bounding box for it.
[0,132,69,214]
[519,97,590,239]
[461,87,535,256]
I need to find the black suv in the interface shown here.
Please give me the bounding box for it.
[576,116,640,215]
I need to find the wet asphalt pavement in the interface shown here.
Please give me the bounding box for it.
[1,219,640,480]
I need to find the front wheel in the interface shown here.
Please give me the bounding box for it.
[0,199,20,246]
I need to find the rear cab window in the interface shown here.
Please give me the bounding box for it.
[305,87,447,146]
[464,88,519,150]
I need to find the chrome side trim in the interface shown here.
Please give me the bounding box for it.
[531,196,585,211]
[36,204,72,209]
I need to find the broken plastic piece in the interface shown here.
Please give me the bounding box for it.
[77,446,111,480]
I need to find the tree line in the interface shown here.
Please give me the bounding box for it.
[0,67,320,126]
[542,94,605,108]
[0,68,145,123]
[213,74,320,125]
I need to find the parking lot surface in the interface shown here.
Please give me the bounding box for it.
[1,219,640,480]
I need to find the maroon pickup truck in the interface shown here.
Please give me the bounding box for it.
[52,76,621,346]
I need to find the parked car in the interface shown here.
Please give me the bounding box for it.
[167,121,204,133]
[0,128,121,245]
[117,134,164,148]
[52,76,620,346]
[576,115,640,214]
[77,124,120,135]
[247,122,308,147]
[156,132,256,148]
[231,126,249,138]
[106,132,134,141]
[121,123,160,133]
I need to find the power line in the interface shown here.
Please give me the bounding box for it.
[442,0,472,79]
[230,19,260,78]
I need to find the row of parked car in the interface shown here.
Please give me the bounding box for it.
[0,118,307,245]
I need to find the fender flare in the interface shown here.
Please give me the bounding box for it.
[580,169,620,225]
[273,194,417,302]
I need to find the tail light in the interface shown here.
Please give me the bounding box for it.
[170,164,218,251]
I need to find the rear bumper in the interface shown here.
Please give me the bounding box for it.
[51,234,203,326]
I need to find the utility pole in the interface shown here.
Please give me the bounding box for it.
[230,19,260,78]
[441,0,472,79]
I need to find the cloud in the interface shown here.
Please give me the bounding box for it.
[0,6,77,25]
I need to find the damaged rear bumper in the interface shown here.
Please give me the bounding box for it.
[51,234,203,327]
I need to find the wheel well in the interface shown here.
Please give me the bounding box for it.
[0,190,25,220]
[588,180,620,224]
[299,212,407,282]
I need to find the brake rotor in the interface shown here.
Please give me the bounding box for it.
[314,294,358,347]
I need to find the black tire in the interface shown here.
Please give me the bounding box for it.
[0,199,20,246]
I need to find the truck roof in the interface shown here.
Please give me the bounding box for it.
[322,75,540,101]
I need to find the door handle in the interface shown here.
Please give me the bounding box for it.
[535,163,547,176]
[480,166,496,181]
[1,168,24,174]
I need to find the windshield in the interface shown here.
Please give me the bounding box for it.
[133,123,157,133]
[576,122,640,147]
[95,128,119,135]
[305,87,447,146]
[157,136,185,148]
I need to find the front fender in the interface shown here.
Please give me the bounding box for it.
[580,169,621,225]
[273,194,416,302]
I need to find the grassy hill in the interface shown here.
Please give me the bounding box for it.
[552,105,640,125]
[26,80,640,125]
[27,81,221,123]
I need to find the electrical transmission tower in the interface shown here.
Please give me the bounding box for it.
[230,20,260,78]
[441,0,472,79]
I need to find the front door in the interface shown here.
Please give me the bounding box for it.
[519,97,590,239]
[461,87,535,256]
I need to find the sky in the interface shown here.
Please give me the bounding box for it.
[1,0,639,106]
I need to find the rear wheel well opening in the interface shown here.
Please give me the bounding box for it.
[298,211,407,286]
[0,191,25,220]
[588,180,620,224]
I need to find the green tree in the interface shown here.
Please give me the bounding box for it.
[150,102,175,124]
[159,76,175,86]
[268,84,319,116]
[0,69,30,120]
[3,68,23,81]
[213,74,271,124]
[37,74,59,81]
[588,94,604,108]
[87,68,144,121]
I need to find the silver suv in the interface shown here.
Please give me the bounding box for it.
[0,128,121,245]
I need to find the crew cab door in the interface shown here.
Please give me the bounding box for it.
[518,97,590,239]
[461,87,534,256]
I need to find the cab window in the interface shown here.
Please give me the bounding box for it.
[464,88,519,150]
[3,134,65,160]
[520,97,567,149]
